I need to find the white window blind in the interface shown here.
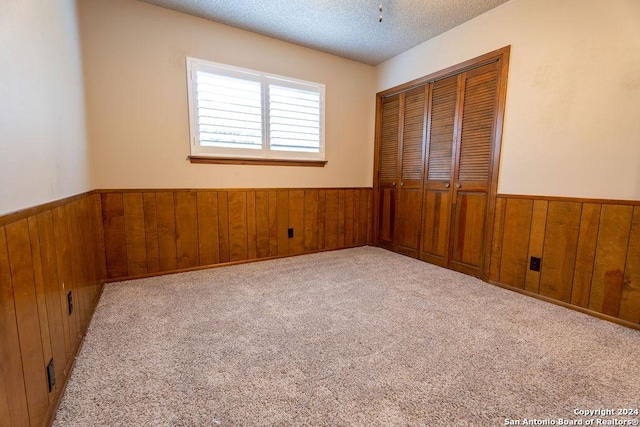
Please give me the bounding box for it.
[187,58,325,160]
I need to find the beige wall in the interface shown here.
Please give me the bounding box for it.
[376,0,640,201]
[0,0,92,216]
[79,0,376,190]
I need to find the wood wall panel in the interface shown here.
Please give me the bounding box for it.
[318,190,326,250]
[246,191,257,260]
[27,217,53,387]
[217,192,230,264]
[175,192,199,269]
[35,211,66,396]
[589,205,633,316]
[359,189,371,245]
[499,199,533,289]
[538,202,581,303]
[123,193,147,276]
[268,191,278,257]
[101,193,127,278]
[344,190,354,246]
[338,190,346,248]
[99,188,372,280]
[571,204,601,308]
[488,197,506,282]
[142,193,160,274]
[491,195,640,327]
[196,192,220,266]
[156,192,178,272]
[620,207,640,323]
[0,193,105,427]
[0,226,30,427]
[289,191,305,255]
[277,191,290,256]
[228,191,248,262]
[255,191,270,258]
[6,219,49,425]
[524,200,548,293]
[324,190,339,250]
[304,190,319,252]
[51,206,75,354]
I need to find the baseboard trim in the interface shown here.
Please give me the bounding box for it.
[104,244,369,284]
[487,280,640,331]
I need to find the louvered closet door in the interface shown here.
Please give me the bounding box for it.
[395,86,427,257]
[377,94,400,249]
[450,62,500,277]
[421,75,460,267]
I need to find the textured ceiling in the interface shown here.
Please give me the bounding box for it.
[137,0,511,65]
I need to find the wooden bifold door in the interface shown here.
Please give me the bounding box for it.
[374,47,509,279]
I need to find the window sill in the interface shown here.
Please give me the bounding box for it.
[188,156,327,167]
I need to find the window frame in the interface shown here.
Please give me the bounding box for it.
[186,57,326,162]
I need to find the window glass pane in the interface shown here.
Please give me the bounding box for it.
[196,71,262,149]
[269,85,321,153]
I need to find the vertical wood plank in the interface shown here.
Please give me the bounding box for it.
[196,192,220,266]
[92,194,108,282]
[268,191,278,256]
[27,217,52,403]
[123,193,147,276]
[65,201,85,331]
[499,199,533,289]
[36,211,66,395]
[101,193,128,278]
[337,190,346,248]
[488,197,506,282]
[524,200,548,293]
[0,226,30,426]
[570,203,601,308]
[315,190,325,250]
[247,191,257,260]
[51,206,73,356]
[289,190,305,255]
[360,189,371,245]
[352,190,361,247]
[325,190,339,249]
[175,192,199,269]
[277,191,289,256]
[5,221,48,426]
[218,191,230,263]
[589,205,634,316]
[156,192,178,271]
[255,191,270,258]
[539,202,582,303]
[142,193,160,273]
[619,207,640,323]
[344,190,354,246]
[228,191,249,262]
[303,190,319,252]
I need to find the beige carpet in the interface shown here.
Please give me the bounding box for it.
[53,247,640,426]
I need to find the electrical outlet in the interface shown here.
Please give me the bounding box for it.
[288,228,294,238]
[67,291,73,315]
[530,256,541,272]
[46,358,55,392]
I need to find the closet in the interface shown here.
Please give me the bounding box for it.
[373,47,509,279]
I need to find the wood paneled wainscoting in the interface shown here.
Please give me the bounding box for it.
[489,194,640,328]
[0,193,107,427]
[99,188,372,280]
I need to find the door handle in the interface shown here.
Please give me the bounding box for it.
[400,182,404,186]
[392,182,396,186]
[455,183,461,189]
[444,183,450,188]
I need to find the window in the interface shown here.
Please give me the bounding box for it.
[186,57,325,162]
